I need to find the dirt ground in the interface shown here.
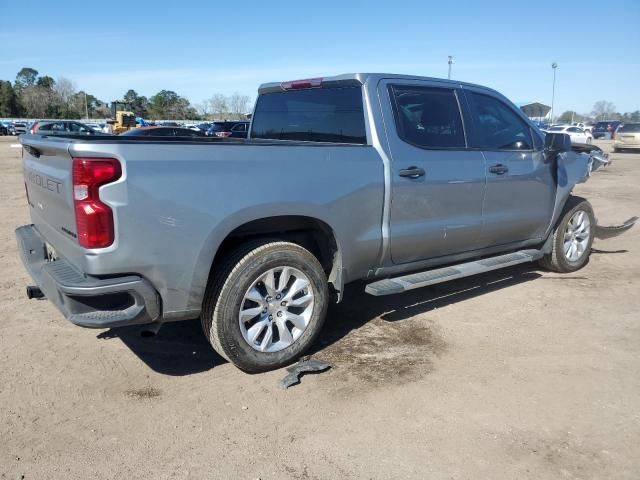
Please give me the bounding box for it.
[0,136,638,480]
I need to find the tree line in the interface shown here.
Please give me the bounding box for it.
[0,67,252,121]
[556,100,640,124]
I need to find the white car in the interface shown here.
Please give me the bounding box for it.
[545,125,593,144]
[572,122,593,134]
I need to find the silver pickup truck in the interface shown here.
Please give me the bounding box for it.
[16,73,636,372]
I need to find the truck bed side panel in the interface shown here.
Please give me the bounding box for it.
[33,141,385,318]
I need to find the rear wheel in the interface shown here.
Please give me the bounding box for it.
[538,196,595,273]
[201,240,329,373]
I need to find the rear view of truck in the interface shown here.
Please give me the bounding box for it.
[17,138,160,328]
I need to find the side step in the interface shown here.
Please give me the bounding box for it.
[365,249,544,296]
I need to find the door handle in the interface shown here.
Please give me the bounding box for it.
[489,164,509,175]
[399,166,426,178]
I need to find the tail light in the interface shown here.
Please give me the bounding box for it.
[72,157,121,248]
[215,131,232,138]
[30,122,39,134]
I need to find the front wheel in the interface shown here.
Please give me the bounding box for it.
[586,137,592,144]
[201,241,329,373]
[538,196,595,273]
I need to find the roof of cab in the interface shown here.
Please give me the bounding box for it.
[257,73,499,95]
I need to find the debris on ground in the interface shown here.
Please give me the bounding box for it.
[279,357,333,389]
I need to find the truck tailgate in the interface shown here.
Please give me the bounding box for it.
[21,136,79,256]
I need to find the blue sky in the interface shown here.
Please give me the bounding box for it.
[1,0,639,114]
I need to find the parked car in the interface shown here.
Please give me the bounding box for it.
[613,123,640,152]
[16,73,635,373]
[206,121,250,138]
[30,121,105,136]
[571,122,593,134]
[120,126,207,137]
[85,122,107,132]
[0,121,10,135]
[13,122,28,135]
[592,121,621,139]
[545,125,593,144]
[195,122,213,132]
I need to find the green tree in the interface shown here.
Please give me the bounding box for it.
[0,80,19,117]
[36,76,56,89]
[15,67,39,89]
[621,111,640,122]
[557,111,575,123]
[123,89,149,117]
[149,90,196,119]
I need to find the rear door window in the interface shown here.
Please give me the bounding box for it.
[467,92,533,150]
[388,85,466,149]
[251,87,366,144]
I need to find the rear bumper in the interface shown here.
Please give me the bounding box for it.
[15,224,160,328]
[614,141,640,149]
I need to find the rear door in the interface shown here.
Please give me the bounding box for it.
[380,79,487,264]
[463,88,555,247]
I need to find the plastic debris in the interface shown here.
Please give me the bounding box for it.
[595,217,638,239]
[279,357,333,389]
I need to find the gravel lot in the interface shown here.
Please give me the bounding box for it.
[1,136,638,479]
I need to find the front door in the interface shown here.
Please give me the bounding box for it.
[380,80,487,265]
[463,88,555,247]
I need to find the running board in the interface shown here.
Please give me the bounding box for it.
[365,249,544,296]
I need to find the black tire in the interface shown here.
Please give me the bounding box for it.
[201,240,329,373]
[538,196,595,273]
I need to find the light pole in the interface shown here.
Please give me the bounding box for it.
[550,62,558,124]
[84,91,89,119]
[448,56,454,80]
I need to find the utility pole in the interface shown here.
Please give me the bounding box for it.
[550,62,558,124]
[448,56,454,80]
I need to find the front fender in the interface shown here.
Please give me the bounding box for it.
[549,146,609,230]
[549,145,636,238]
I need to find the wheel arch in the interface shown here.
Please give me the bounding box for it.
[191,214,344,312]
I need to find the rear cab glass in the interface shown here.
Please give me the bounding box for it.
[250,87,367,144]
[618,124,640,133]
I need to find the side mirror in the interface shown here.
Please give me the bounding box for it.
[544,132,572,155]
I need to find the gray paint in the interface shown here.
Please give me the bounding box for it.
[18,73,605,324]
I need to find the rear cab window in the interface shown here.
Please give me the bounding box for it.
[618,124,640,133]
[251,87,367,144]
